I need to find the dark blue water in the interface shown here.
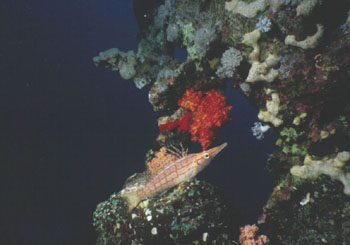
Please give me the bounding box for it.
[1,0,276,244]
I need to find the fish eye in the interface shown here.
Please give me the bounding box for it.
[204,153,209,159]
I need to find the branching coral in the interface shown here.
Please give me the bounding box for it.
[291,152,350,195]
[258,92,284,127]
[285,24,324,49]
[160,89,232,150]
[296,0,318,16]
[243,30,281,83]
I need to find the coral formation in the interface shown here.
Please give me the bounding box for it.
[159,112,192,134]
[239,224,269,245]
[291,152,350,195]
[296,0,318,16]
[259,175,350,244]
[258,92,283,127]
[285,24,324,49]
[178,89,232,150]
[225,0,268,18]
[93,0,350,243]
[216,47,243,79]
[94,180,241,244]
[243,30,281,83]
[160,89,231,150]
[93,48,138,80]
[251,122,270,140]
[256,17,272,33]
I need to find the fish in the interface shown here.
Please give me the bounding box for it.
[120,142,228,211]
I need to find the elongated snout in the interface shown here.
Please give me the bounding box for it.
[207,142,228,158]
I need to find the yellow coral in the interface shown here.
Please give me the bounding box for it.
[225,0,268,18]
[243,30,281,83]
[285,24,324,49]
[258,93,283,127]
[291,152,350,195]
[296,0,318,17]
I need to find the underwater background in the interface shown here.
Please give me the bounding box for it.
[1,0,281,244]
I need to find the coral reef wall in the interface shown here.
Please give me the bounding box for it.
[93,0,350,244]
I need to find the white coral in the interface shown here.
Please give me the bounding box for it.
[194,24,217,57]
[296,0,318,16]
[246,53,281,83]
[285,24,324,49]
[258,93,283,127]
[166,24,180,42]
[251,122,270,140]
[216,47,243,79]
[256,17,272,33]
[242,29,281,83]
[118,51,137,80]
[225,0,268,18]
[291,152,350,195]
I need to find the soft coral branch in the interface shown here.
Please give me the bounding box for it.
[159,112,192,134]
[160,89,232,150]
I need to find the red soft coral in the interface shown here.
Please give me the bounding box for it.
[178,89,203,112]
[184,89,232,150]
[159,112,192,134]
[160,89,231,150]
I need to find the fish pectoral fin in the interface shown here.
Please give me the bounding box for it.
[158,190,169,197]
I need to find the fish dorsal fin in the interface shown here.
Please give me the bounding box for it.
[166,143,188,159]
[147,147,178,176]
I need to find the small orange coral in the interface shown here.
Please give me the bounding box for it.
[239,224,269,245]
[179,89,232,150]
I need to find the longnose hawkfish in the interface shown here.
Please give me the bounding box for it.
[120,142,227,211]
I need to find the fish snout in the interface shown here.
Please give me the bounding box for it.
[208,142,227,158]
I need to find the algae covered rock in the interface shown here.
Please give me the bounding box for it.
[259,175,350,244]
[93,180,241,244]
